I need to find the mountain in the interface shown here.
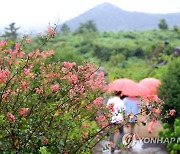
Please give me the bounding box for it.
[63,2,180,31]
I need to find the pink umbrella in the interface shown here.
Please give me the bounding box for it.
[137,83,151,97]
[139,78,161,95]
[108,78,141,97]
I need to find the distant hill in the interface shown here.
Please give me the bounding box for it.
[63,2,180,31]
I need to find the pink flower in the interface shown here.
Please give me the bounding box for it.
[148,119,156,133]
[19,108,29,116]
[0,41,7,47]
[109,142,114,148]
[93,97,103,106]
[155,108,161,114]
[12,50,18,57]
[2,89,11,101]
[43,137,48,144]
[95,115,106,121]
[48,50,54,55]
[28,52,33,58]
[26,37,31,43]
[7,112,16,121]
[15,42,21,49]
[69,89,75,95]
[19,51,25,58]
[24,68,31,75]
[63,62,76,69]
[169,109,176,116]
[83,132,88,137]
[0,69,10,83]
[51,83,60,91]
[47,25,55,36]
[78,65,83,72]
[35,88,43,94]
[21,80,29,89]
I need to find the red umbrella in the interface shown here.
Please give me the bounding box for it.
[139,78,161,95]
[108,78,141,97]
[137,83,151,97]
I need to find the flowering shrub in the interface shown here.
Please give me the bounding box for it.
[0,26,172,153]
[0,27,111,153]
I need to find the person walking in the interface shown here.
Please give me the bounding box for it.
[123,96,141,134]
[107,91,125,153]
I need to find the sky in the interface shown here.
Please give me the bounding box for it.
[0,0,180,33]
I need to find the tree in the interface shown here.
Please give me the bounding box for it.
[158,19,169,30]
[173,25,180,33]
[75,20,98,34]
[60,23,71,34]
[2,22,20,42]
[159,57,180,124]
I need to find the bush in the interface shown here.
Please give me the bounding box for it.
[0,28,110,153]
[159,118,180,154]
[159,57,180,124]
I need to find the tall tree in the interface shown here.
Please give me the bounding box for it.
[75,20,98,34]
[60,24,71,34]
[158,19,169,30]
[159,57,180,124]
[2,22,20,42]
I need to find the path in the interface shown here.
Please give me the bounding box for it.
[94,140,168,154]
[94,120,168,154]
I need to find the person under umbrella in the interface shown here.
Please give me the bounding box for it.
[107,91,125,153]
[123,96,141,134]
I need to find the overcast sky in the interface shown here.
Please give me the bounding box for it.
[0,0,180,32]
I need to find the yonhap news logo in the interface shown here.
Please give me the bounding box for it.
[122,133,137,148]
[122,133,180,148]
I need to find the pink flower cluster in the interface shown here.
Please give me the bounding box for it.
[95,115,106,121]
[93,97,103,106]
[7,112,16,121]
[19,108,29,116]
[148,119,157,133]
[145,94,164,104]
[21,80,29,89]
[27,49,54,60]
[47,25,56,36]
[0,69,10,83]
[35,88,43,94]
[2,89,11,101]
[169,109,176,116]
[0,41,7,47]
[63,62,76,69]
[86,72,105,90]
[26,37,31,43]
[51,83,60,91]
[67,72,78,84]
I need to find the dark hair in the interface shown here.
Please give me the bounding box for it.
[120,95,128,99]
[115,91,121,96]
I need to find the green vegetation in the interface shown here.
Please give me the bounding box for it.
[1,21,180,153]
[159,57,180,124]
[27,22,180,81]
[158,19,169,30]
[159,119,180,154]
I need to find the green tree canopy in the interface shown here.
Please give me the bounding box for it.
[75,20,98,34]
[60,23,71,34]
[158,19,169,30]
[159,57,180,124]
